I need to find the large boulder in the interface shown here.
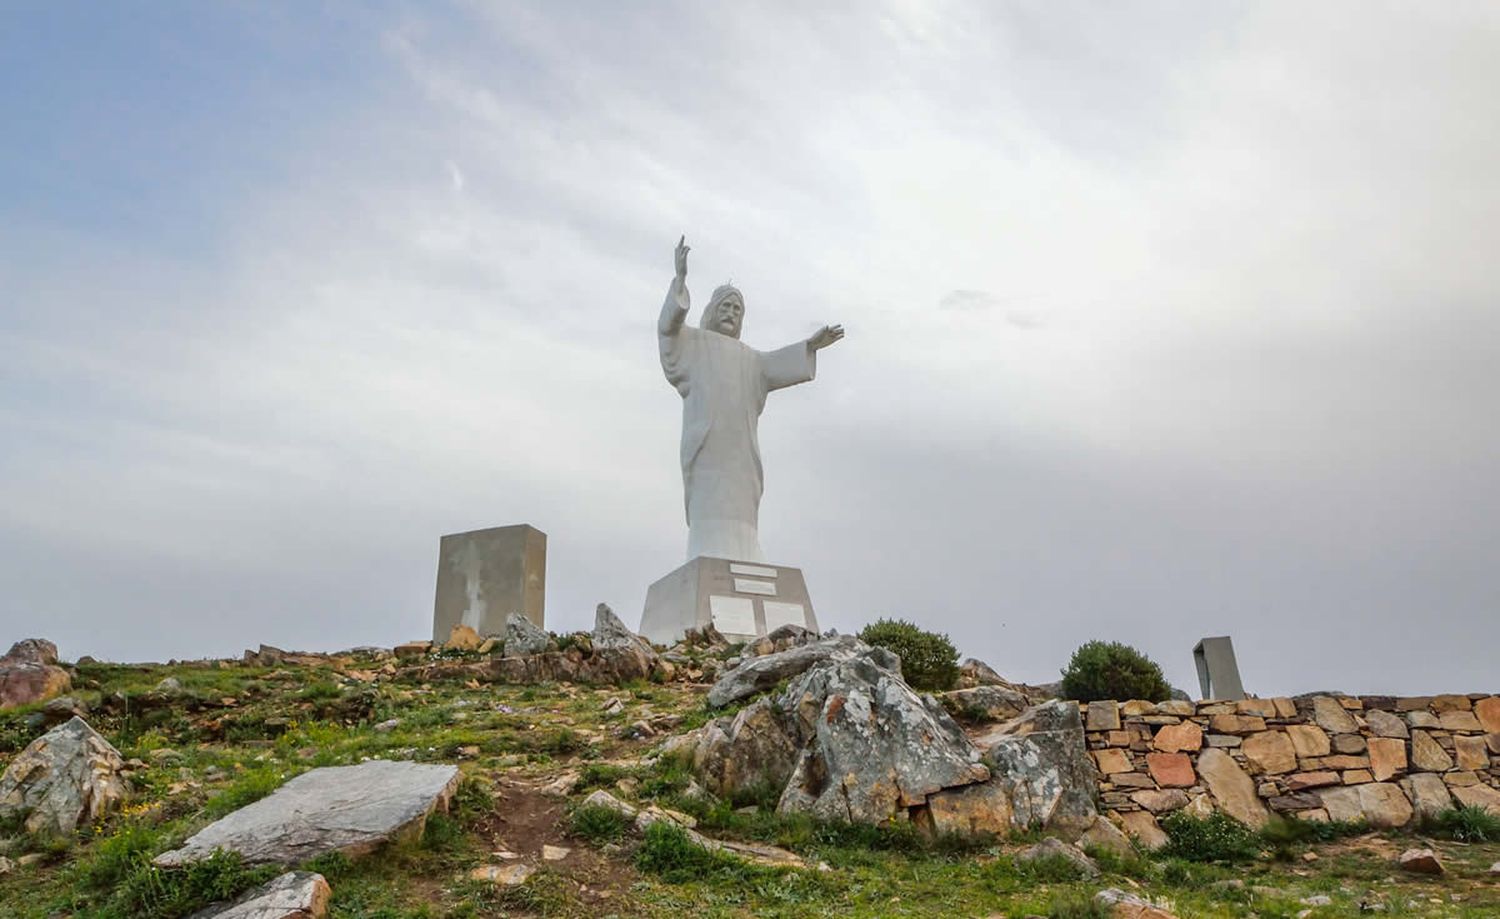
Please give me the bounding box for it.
[776,653,989,823]
[503,612,555,657]
[961,700,1098,832]
[0,716,128,835]
[593,603,653,655]
[939,685,1030,723]
[186,871,331,918]
[0,639,71,710]
[689,699,801,799]
[705,635,900,708]
[155,760,460,866]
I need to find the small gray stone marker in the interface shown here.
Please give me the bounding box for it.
[1193,635,1246,700]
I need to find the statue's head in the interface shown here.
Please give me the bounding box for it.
[699,284,744,339]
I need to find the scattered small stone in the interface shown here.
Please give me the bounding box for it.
[1302,851,1319,862]
[1017,837,1099,878]
[0,856,13,875]
[541,844,570,861]
[17,853,45,867]
[373,719,400,732]
[539,771,579,796]
[187,870,330,918]
[470,863,535,886]
[1398,848,1443,875]
[1301,895,1332,906]
[602,698,625,715]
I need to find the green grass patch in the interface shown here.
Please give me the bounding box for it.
[1158,811,1261,863]
[567,804,632,843]
[1427,805,1500,843]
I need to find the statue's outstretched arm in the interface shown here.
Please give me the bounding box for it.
[807,324,845,352]
[659,235,691,337]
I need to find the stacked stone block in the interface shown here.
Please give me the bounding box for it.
[1082,694,1500,847]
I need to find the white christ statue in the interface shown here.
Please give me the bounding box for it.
[658,236,844,562]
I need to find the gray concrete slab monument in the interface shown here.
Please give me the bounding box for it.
[1193,635,1246,700]
[432,524,546,642]
[641,237,842,643]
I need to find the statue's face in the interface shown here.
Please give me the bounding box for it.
[712,295,744,338]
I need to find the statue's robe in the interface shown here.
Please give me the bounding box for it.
[658,277,816,562]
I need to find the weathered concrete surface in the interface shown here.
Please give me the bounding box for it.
[0,639,71,710]
[155,760,460,866]
[432,524,546,641]
[0,716,127,835]
[186,871,331,918]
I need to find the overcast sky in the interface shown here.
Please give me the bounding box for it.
[3,2,1498,696]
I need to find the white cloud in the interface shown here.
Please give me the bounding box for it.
[3,2,1498,693]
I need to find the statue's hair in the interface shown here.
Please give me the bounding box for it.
[698,282,745,335]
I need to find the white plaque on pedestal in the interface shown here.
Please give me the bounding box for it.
[733,578,777,596]
[763,601,807,631]
[709,595,756,635]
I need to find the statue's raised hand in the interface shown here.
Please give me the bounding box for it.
[808,324,845,351]
[674,235,690,280]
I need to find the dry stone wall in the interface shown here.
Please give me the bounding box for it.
[1082,693,1500,845]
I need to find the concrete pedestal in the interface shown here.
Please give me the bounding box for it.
[639,556,817,645]
[432,524,546,642]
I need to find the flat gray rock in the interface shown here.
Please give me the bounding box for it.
[155,760,460,867]
[187,871,331,918]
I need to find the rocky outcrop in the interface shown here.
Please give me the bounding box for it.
[0,639,71,710]
[155,760,460,866]
[963,700,1099,832]
[504,612,555,657]
[705,635,900,708]
[0,716,128,835]
[685,640,1097,837]
[776,653,989,823]
[939,685,1030,723]
[186,871,331,918]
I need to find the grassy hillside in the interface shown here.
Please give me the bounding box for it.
[1,653,1497,918]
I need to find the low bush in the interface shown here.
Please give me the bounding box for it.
[1158,811,1260,862]
[1059,641,1171,703]
[567,804,631,844]
[857,618,960,691]
[1427,804,1500,842]
[635,821,761,883]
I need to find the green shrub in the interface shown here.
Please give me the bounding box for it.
[1158,811,1260,862]
[1048,894,1111,919]
[635,821,770,883]
[99,849,279,919]
[1059,640,1170,703]
[202,766,291,820]
[567,804,631,844]
[857,618,960,691]
[1427,805,1500,842]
